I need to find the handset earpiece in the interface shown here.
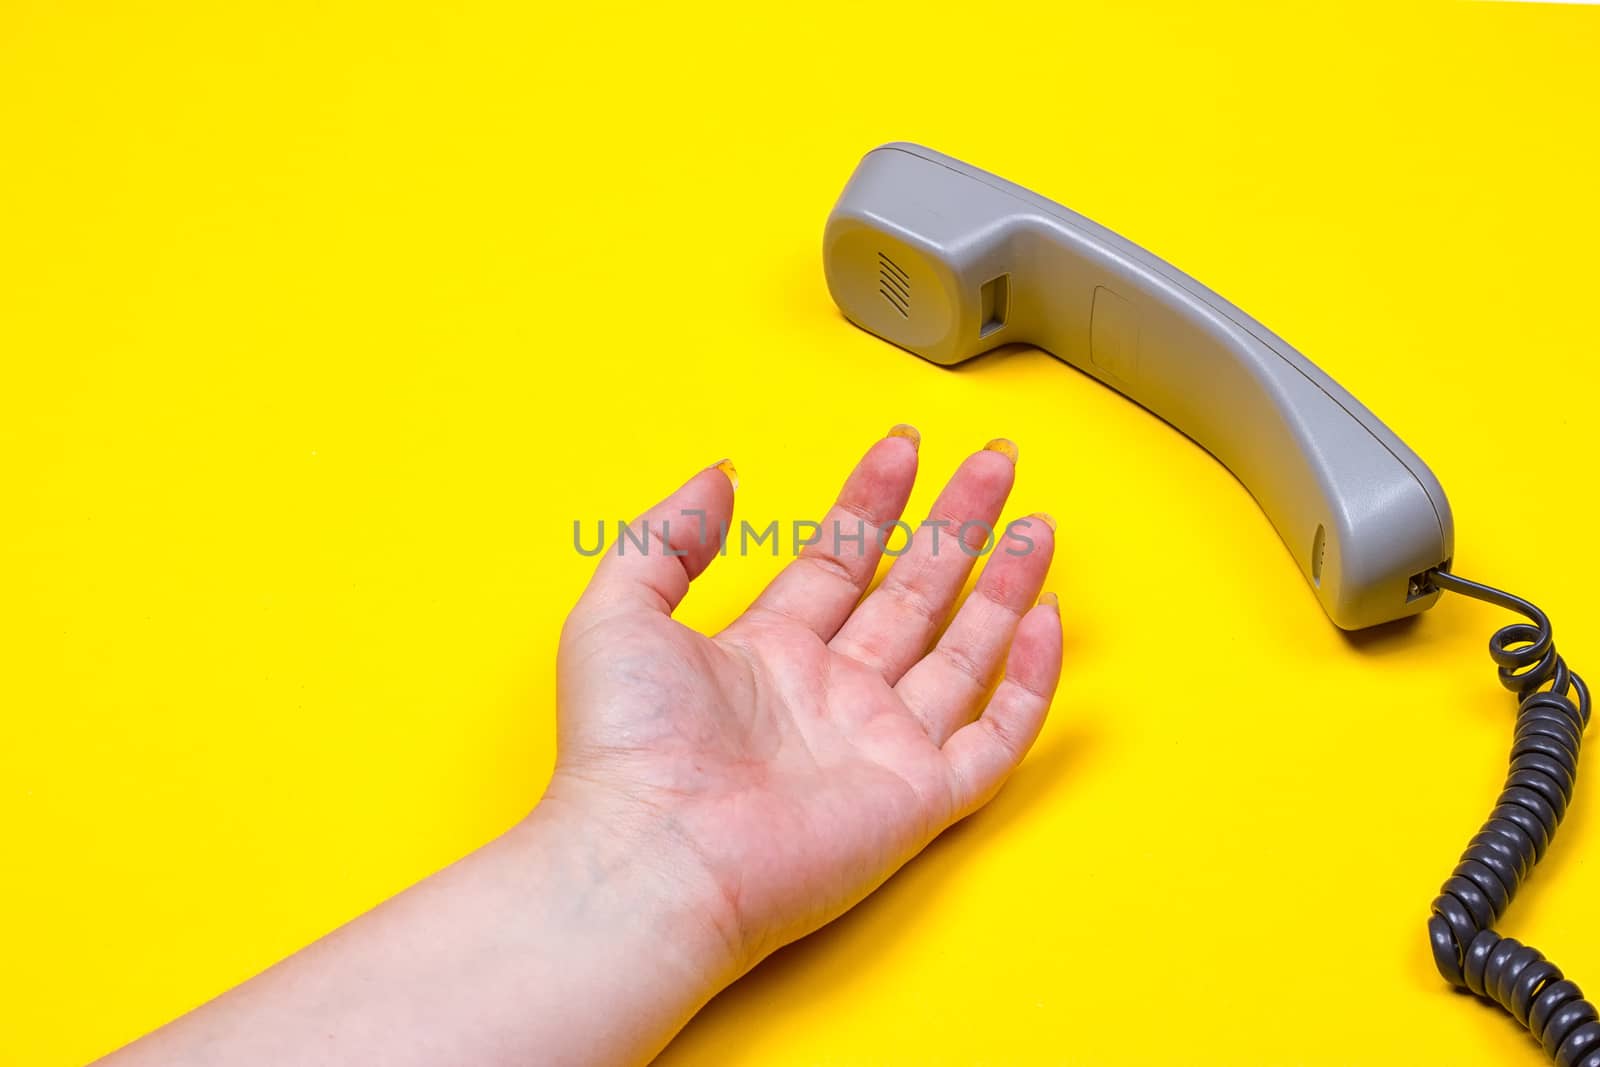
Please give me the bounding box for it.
[823,142,1453,630]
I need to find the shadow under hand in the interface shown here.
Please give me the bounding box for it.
[654,722,1098,1064]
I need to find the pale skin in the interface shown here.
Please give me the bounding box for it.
[99,428,1063,1066]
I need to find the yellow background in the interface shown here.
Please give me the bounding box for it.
[3,2,1598,1063]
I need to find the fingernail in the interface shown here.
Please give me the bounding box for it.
[888,423,921,451]
[711,458,739,490]
[984,438,1019,464]
[1037,591,1059,613]
[1034,511,1057,531]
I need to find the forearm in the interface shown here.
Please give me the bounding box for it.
[99,799,737,1067]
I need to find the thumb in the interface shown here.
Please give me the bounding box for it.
[575,459,738,620]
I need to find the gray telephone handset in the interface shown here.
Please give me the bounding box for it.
[822,143,1596,1064]
[823,141,1451,630]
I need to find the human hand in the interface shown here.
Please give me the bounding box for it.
[96,428,1063,1067]
[547,428,1062,983]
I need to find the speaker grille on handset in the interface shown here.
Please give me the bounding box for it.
[878,252,910,317]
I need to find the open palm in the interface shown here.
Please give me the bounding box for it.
[551,430,1062,975]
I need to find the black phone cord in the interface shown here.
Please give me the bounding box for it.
[1428,569,1595,1065]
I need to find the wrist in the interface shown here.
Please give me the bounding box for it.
[512,784,744,1002]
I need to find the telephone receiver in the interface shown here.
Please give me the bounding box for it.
[823,143,1596,1064]
[823,141,1452,631]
